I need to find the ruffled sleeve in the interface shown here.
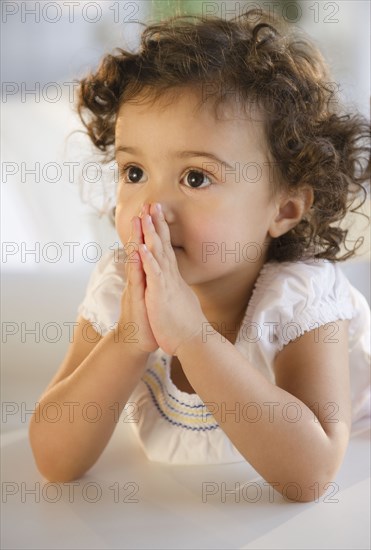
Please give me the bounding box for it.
[247,258,356,354]
[77,248,127,336]
[243,258,370,427]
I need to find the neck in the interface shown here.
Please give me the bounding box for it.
[190,260,266,344]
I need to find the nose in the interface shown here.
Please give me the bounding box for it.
[143,202,173,224]
[141,193,177,223]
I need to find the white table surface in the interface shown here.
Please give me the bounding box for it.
[1,420,370,550]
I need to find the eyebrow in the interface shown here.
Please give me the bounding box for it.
[115,146,234,170]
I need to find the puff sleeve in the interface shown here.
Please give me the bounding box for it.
[245,258,370,426]
[245,259,355,352]
[77,248,127,336]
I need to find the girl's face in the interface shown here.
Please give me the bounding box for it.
[115,87,279,287]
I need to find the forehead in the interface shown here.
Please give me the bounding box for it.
[115,86,268,157]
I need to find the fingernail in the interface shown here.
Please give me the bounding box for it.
[146,214,153,225]
[155,203,162,213]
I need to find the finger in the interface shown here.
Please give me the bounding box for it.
[140,202,149,219]
[132,216,146,274]
[138,243,163,285]
[149,202,174,256]
[128,248,147,305]
[142,214,165,263]
[140,203,177,270]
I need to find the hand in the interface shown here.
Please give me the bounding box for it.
[137,202,207,356]
[118,211,159,355]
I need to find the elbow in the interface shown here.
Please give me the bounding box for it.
[255,463,342,503]
[30,451,88,484]
[292,473,340,503]
[28,418,88,483]
[31,451,88,484]
[34,462,85,484]
[269,471,341,503]
[40,469,85,484]
[278,461,344,504]
[286,430,350,503]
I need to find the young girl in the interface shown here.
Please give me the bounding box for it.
[29,8,370,502]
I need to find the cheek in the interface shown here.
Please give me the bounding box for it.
[187,215,217,244]
[189,209,255,266]
[191,212,239,243]
[186,214,227,261]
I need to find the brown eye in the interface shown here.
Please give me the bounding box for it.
[184,170,212,189]
[122,165,144,183]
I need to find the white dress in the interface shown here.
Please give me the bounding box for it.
[77,249,371,464]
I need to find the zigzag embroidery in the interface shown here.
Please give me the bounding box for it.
[145,366,213,416]
[142,379,220,431]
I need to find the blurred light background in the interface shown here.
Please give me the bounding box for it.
[1,0,370,430]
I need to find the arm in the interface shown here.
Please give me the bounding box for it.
[133,203,352,502]
[29,319,150,482]
[30,212,158,482]
[175,319,352,503]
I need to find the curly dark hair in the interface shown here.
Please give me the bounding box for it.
[76,8,370,263]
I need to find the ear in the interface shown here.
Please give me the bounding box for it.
[268,185,314,239]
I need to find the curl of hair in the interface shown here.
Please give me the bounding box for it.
[76,8,370,262]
